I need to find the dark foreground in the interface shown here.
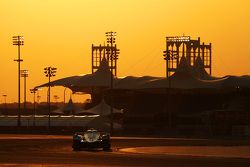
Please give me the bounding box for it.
[0,134,250,167]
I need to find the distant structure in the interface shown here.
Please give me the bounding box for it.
[91,44,119,76]
[165,36,212,76]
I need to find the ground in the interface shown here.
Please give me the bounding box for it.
[0,134,250,166]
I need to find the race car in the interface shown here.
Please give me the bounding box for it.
[72,129,111,151]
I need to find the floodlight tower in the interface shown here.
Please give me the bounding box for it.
[30,88,38,126]
[21,70,29,113]
[44,67,57,129]
[106,31,117,75]
[13,35,24,126]
[163,49,178,128]
[106,31,117,133]
[163,50,178,87]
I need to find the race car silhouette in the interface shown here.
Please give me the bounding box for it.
[72,129,111,151]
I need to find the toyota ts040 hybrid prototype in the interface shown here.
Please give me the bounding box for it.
[72,129,111,151]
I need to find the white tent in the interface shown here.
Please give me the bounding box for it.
[79,99,123,132]
[79,99,123,116]
[86,116,122,132]
[52,98,83,115]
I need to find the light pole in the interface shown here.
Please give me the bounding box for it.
[44,67,57,129]
[30,88,38,126]
[37,90,41,104]
[21,70,29,113]
[106,31,119,133]
[163,50,178,128]
[63,87,67,104]
[2,95,7,113]
[13,35,24,126]
[53,95,59,103]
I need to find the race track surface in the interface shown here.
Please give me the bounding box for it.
[0,134,250,167]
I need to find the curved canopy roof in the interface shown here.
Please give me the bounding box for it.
[37,75,81,88]
[72,57,118,88]
[36,56,250,91]
[37,57,118,93]
[114,76,162,89]
[141,71,223,89]
[141,57,250,89]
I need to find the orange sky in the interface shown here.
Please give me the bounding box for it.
[0,0,250,103]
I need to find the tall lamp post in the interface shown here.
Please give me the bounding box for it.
[106,31,117,133]
[30,88,38,126]
[44,67,57,129]
[2,95,7,113]
[13,35,24,126]
[63,87,67,104]
[53,95,59,104]
[163,50,178,128]
[163,50,178,87]
[21,70,29,113]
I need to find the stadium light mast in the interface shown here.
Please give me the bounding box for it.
[44,67,57,129]
[21,70,29,113]
[106,31,117,133]
[13,35,24,126]
[163,50,178,87]
[163,49,178,128]
[30,88,38,126]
